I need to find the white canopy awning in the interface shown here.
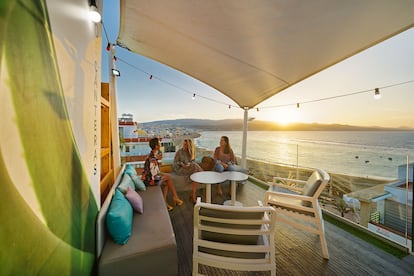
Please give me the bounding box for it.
[117,0,414,109]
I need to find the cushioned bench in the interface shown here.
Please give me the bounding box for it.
[96,166,178,276]
[129,156,215,193]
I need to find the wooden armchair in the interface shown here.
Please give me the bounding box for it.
[193,198,277,275]
[264,169,330,259]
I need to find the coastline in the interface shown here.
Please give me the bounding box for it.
[195,147,395,197]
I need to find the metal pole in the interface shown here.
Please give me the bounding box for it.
[108,44,121,171]
[409,156,413,253]
[241,108,248,169]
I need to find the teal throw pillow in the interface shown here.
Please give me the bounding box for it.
[124,165,146,191]
[106,189,133,245]
[130,174,146,191]
[118,173,135,194]
[125,164,137,176]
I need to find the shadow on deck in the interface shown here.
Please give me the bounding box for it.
[168,180,414,275]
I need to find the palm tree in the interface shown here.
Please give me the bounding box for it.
[334,198,351,217]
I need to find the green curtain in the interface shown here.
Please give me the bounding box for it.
[0,0,98,274]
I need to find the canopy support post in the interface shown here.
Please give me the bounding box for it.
[241,107,248,169]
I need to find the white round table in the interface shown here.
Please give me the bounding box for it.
[222,171,248,206]
[190,171,227,203]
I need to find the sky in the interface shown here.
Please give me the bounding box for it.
[101,0,414,128]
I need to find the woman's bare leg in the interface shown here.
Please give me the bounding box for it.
[190,181,198,204]
[192,181,197,197]
[216,184,223,195]
[163,185,169,202]
[162,173,182,204]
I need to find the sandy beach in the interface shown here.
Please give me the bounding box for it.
[195,147,397,222]
[195,147,394,197]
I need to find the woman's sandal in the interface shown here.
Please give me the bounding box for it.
[166,204,174,212]
[173,198,183,206]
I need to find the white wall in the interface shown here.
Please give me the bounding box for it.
[47,0,102,202]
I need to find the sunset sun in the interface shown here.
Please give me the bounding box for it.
[272,108,301,125]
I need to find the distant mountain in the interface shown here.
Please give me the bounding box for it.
[142,119,414,131]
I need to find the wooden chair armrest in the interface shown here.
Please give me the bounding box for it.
[265,189,314,202]
[265,191,317,213]
[273,176,306,185]
[268,182,303,193]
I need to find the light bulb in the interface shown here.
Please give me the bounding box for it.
[112,69,120,77]
[89,5,101,23]
[374,88,381,100]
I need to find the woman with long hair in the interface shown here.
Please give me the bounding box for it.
[173,139,203,204]
[213,136,247,195]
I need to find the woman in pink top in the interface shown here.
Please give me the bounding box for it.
[214,136,236,172]
[213,136,247,195]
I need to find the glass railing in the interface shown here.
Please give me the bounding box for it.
[236,142,413,253]
[121,133,413,253]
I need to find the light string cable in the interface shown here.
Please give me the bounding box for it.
[104,22,414,112]
[257,79,414,110]
[101,19,111,46]
[115,55,240,109]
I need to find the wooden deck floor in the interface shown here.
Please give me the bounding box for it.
[168,180,414,276]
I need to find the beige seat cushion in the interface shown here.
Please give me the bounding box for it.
[301,170,323,206]
[198,207,265,259]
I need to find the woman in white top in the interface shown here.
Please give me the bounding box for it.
[173,139,202,204]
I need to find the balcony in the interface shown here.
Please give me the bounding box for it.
[166,177,413,275]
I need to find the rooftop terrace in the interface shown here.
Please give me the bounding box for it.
[168,179,414,275]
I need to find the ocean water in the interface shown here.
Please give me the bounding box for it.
[194,131,414,179]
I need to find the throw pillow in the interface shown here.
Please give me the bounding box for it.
[125,186,144,214]
[130,173,146,191]
[125,164,138,176]
[118,173,135,194]
[106,189,133,245]
[200,156,215,171]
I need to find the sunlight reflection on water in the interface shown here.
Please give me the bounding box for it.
[195,131,414,179]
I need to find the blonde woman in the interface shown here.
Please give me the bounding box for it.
[173,139,203,203]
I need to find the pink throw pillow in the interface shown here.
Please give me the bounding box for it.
[125,186,144,214]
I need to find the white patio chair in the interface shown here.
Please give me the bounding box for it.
[193,198,277,275]
[264,169,330,259]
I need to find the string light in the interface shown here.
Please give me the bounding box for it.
[374,88,381,100]
[258,79,414,110]
[107,40,414,111]
[115,55,234,107]
[89,2,101,23]
[111,69,120,77]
